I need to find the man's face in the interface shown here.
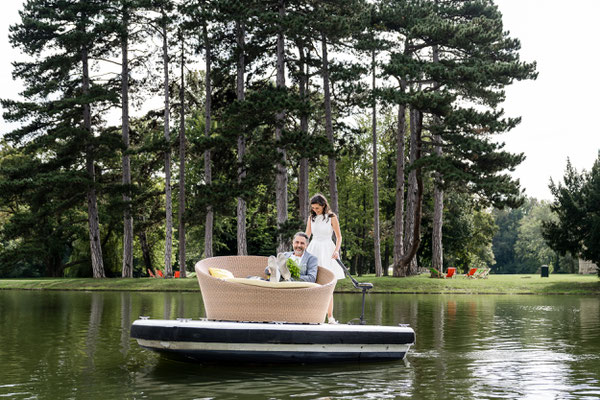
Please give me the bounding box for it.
[293,235,307,256]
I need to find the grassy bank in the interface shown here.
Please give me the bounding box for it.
[337,273,600,295]
[1,273,599,295]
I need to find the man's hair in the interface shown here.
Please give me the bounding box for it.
[294,232,309,241]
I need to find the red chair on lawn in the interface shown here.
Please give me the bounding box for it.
[147,269,156,278]
[445,267,456,279]
[465,268,478,278]
[156,270,165,278]
[174,271,180,278]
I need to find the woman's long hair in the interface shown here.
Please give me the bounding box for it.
[310,193,334,222]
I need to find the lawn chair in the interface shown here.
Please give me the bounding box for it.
[156,270,164,278]
[429,267,443,278]
[445,267,456,279]
[475,268,490,279]
[465,267,478,278]
[147,269,156,278]
[174,271,181,278]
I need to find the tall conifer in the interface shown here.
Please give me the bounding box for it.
[2,0,121,277]
[380,0,536,275]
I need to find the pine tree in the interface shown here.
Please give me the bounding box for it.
[104,0,145,278]
[203,21,214,258]
[296,39,311,223]
[274,0,288,253]
[431,43,444,274]
[153,0,176,277]
[235,17,248,255]
[181,0,215,258]
[0,144,86,277]
[1,0,124,277]
[177,27,187,276]
[370,47,383,277]
[356,4,387,277]
[543,155,600,274]
[120,1,135,278]
[379,0,536,276]
[101,0,157,277]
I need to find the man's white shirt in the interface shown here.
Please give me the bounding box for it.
[289,252,305,266]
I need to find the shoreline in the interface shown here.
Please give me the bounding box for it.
[1,273,598,295]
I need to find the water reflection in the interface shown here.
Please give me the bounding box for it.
[120,292,131,355]
[0,291,599,399]
[138,358,414,399]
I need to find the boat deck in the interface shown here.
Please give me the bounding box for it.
[131,318,415,363]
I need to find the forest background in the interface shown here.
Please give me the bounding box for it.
[0,0,596,279]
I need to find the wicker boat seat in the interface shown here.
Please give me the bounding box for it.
[195,256,336,324]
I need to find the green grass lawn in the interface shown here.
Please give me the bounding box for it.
[336,273,600,295]
[1,273,599,295]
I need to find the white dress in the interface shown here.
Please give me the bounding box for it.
[306,214,345,280]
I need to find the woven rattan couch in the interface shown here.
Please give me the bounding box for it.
[195,256,336,324]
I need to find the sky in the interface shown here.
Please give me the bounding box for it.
[1,1,600,201]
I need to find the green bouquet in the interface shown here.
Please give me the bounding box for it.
[286,258,301,280]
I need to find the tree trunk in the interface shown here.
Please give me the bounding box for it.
[432,44,444,273]
[402,108,419,274]
[82,43,105,279]
[396,109,424,276]
[360,192,367,275]
[121,7,133,278]
[203,23,213,258]
[178,35,186,277]
[299,160,309,222]
[161,15,173,277]
[372,48,383,277]
[432,151,443,271]
[236,20,247,255]
[383,240,389,276]
[393,100,406,277]
[321,32,339,215]
[138,228,153,272]
[275,1,288,254]
[297,41,309,223]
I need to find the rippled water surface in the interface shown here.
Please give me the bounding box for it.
[0,290,599,399]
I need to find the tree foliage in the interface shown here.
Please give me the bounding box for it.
[493,197,578,274]
[0,0,535,278]
[543,156,600,275]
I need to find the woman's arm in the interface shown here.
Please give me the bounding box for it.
[305,217,312,238]
[331,214,342,259]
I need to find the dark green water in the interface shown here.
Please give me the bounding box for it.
[1,290,599,399]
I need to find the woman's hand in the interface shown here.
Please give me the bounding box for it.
[331,250,339,259]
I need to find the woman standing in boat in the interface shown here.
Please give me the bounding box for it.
[305,193,344,323]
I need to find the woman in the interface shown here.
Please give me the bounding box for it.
[305,194,344,324]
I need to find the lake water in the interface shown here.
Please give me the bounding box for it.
[0,290,599,399]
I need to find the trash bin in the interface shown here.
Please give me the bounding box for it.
[541,265,549,278]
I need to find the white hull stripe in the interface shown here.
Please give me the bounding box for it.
[137,339,412,354]
[133,319,414,334]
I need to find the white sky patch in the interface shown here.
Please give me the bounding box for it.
[495,0,600,200]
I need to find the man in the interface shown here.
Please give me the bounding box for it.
[283,232,318,283]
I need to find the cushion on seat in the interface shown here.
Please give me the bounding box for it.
[227,278,319,289]
[209,267,235,280]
